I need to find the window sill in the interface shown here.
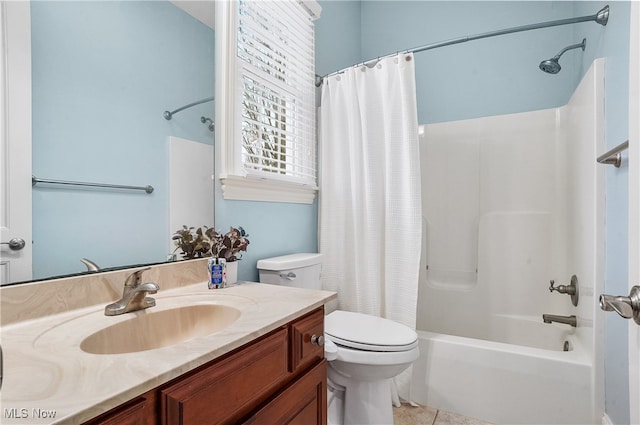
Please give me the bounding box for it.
[220,175,318,204]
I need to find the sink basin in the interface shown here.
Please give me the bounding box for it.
[80,304,241,354]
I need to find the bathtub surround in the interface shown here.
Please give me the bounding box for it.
[573,3,632,423]
[412,59,605,425]
[168,137,215,257]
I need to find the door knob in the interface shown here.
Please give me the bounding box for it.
[599,286,640,325]
[1,238,25,251]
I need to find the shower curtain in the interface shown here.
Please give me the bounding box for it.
[319,53,422,400]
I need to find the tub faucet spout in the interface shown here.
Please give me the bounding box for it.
[542,314,577,327]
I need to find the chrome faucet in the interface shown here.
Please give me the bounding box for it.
[80,257,101,272]
[104,267,159,316]
[542,314,577,327]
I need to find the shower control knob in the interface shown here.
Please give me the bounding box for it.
[310,335,324,346]
[549,275,579,306]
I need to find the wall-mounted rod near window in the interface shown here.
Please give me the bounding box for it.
[32,175,154,194]
[315,5,609,86]
[597,140,629,168]
[163,96,215,132]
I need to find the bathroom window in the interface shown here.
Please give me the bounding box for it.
[216,0,320,203]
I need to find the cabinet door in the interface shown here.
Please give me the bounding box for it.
[246,360,327,425]
[161,328,289,425]
[289,307,324,372]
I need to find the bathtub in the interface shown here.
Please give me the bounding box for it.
[410,323,594,425]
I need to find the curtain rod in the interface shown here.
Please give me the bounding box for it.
[163,96,215,120]
[315,4,609,87]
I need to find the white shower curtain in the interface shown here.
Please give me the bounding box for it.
[319,53,422,400]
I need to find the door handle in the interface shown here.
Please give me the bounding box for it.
[1,238,25,251]
[599,286,640,325]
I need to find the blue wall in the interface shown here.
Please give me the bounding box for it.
[317,1,581,123]
[315,0,362,76]
[214,196,318,282]
[360,1,584,124]
[31,1,215,279]
[575,2,631,424]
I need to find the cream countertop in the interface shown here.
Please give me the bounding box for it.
[0,268,335,424]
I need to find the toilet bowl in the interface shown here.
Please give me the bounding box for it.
[324,310,419,425]
[257,253,420,425]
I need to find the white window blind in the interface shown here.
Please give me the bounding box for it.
[236,0,317,186]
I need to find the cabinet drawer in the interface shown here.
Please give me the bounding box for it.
[289,307,324,372]
[161,328,289,425]
[245,360,327,425]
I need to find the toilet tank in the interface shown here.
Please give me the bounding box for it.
[257,253,322,290]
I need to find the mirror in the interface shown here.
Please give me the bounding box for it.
[12,1,215,284]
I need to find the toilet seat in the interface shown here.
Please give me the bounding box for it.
[325,310,418,352]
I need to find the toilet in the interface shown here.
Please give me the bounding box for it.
[257,253,419,425]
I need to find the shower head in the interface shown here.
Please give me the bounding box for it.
[539,38,586,74]
[539,58,562,74]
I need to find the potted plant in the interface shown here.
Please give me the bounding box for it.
[171,225,213,260]
[171,225,249,284]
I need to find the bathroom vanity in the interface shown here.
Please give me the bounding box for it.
[84,308,327,425]
[0,259,335,424]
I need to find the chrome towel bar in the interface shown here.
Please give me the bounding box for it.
[32,175,154,194]
[597,140,629,168]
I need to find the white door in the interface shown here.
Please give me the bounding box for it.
[629,3,640,424]
[0,2,32,284]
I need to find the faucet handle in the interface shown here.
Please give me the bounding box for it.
[599,286,640,325]
[124,267,151,287]
[549,275,579,306]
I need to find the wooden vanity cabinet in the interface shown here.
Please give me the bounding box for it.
[83,307,326,425]
[82,392,158,425]
[246,360,326,425]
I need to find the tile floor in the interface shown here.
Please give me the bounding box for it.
[393,403,495,425]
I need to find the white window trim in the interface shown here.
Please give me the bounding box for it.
[215,0,320,204]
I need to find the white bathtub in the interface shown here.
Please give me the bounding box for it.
[414,61,605,425]
[411,326,594,425]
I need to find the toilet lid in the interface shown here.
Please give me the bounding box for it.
[325,310,418,352]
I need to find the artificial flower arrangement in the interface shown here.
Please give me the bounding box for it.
[172,225,250,261]
[209,226,250,262]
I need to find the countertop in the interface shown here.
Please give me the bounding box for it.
[0,281,336,424]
